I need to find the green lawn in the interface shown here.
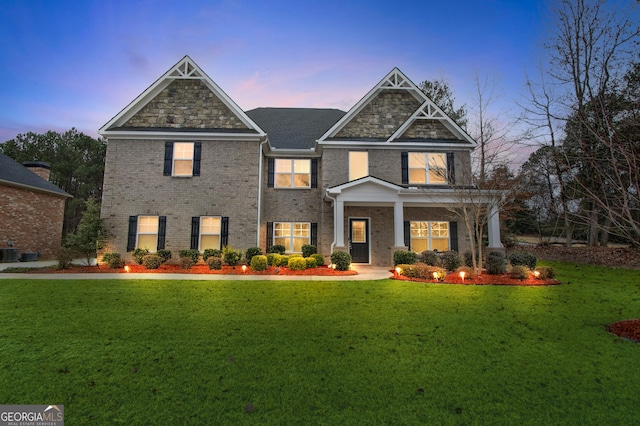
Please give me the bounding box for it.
[1,262,639,424]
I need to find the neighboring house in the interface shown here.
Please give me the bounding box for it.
[99,56,502,266]
[0,154,71,259]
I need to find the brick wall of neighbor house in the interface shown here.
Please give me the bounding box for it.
[123,80,250,130]
[0,184,65,258]
[100,138,260,261]
[335,91,422,139]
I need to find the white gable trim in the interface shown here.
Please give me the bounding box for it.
[99,56,265,137]
[318,67,475,146]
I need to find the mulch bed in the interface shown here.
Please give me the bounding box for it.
[391,272,560,286]
[28,264,358,276]
[607,319,640,343]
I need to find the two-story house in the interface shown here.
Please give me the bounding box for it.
[99,56,502,266]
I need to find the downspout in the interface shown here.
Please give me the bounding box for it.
[256,138,269,247]
[325,190,337,255]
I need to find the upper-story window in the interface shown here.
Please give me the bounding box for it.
[408,153,447,184]
[349,151,368,181]
[275,159,311,188]
[163,142,201,177]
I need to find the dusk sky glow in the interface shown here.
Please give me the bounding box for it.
[1,0,549,145]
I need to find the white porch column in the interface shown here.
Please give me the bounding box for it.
[487,203,503,248]
[335,199,345,247]
[394,201,405,247]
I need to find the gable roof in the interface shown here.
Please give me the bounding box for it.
[319,68,476,148]
[0,153,71,197]
[99,56,266,140]
[245,108,345,150]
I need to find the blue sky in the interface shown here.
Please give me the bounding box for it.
[0,0,547,143]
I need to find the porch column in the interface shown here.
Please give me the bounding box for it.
[487,203,503,248]
[393,201,406,247]
[335,199,345,247]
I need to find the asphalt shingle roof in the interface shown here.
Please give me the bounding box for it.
[0,153,71,197]
[245,107,345,150]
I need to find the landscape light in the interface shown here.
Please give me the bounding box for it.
[124,265,130,273]
[395,267,402,276]
[459,271,466,282]
[432,271,439,280]
[242,265,247,273]
[533,270,541,278]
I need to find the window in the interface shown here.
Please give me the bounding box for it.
[273,222,310,253]
[137,216,159,251]
[173,142,194,176]
[349,151,368,181]
[275,159,311,188]
[199,216,221,250]
[410,221,449,252]
[408,153,447,184]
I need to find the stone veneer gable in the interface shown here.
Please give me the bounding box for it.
[335,90,421,139]
[398,119,458,140]
[123,79,250,130]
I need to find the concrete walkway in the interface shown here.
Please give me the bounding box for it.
[0,259,392,281]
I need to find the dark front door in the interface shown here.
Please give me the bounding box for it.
[349,218,370,263]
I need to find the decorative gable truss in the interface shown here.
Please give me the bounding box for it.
[99,55,265,141]
[319,68,475,148]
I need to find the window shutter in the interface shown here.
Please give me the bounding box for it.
[311,222,317,246]
[311,158,318,188]
[446,152,455,185]
[157,216,167,250]
[190,217,200,250]
[221,217,229,247]
[164,142,174,176]
[449,221,458,252]
[267,158,275,188]
[404,221,411,248]
[266,222,273,249]
[127,216,137,252]
[193,142,202,176]
[401,152,409,185]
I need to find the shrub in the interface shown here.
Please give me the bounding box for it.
[203,249,222,261]
[266,253,278,266]
[250,255,268,271]
[535,266,556,280]
[463,251,480,268]
[330,251,351,271]
[142,254,162,270]
[396,263,418,278]
[509,265,530,280]
[101,252,124,269]
[274,254,290,267]
[207,256,223,270]
[394,250,417,266]
[180,256,194,270]
[440,251,461,271]
[301,244,317,258]
[454,266,476,280]
[57,247,73,270]
[268,245,286,254]
[131,248,149,265]
[486,251,507,275]
[305,257,317,268]
[222,246,242,266]
[420,250,438,266]
[311,253,325,266]
[245,247,263,263]
[179,249,200,264]
[509,251,537,270]
[427,266,447,281]
[397,263,447,280]
[156,249,172,264]
[288,256,307,271]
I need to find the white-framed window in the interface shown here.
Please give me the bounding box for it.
[408,153,447,184]
[275,159,311,188]
[137,216,159,251]
[410,221,449,252]
[349,151,369,181]
[173,142,194,176]
[274,222,310,253]
[200,216,221,251]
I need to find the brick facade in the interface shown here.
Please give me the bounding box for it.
[0,184,66,258]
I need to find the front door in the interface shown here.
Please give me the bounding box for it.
[349,218,370,263]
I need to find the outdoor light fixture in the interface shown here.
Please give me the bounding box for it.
[533,270,541,278]
[395,267,402,277]
[242,265,247,273]
[459,271,466,282]
[124,265,130,273]
[432,271,439,280]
